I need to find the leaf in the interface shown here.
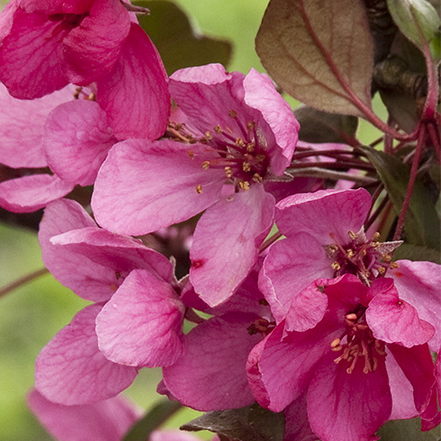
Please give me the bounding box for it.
[387,0,441,60]
[181,403,285,441]
[255,0,374,117]
[392,243,441,264]
[134,1,232,75]
[360,145,441,251]
[294,106,358,144]
[122,399,182,441]
[376,418,441,440]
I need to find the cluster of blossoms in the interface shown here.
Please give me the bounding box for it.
[0,1,440,440]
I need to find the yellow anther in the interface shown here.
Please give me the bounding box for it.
[345,313,357,321]
[214,125,222,134]
[390,262,399,269]
[236,138,245,148]
[372,242,380,248]
[247,121,256,130]
[196,185,203,194]
[88,92,96,101]
[187,150,194,159]
[201,161,210,169]
[225,166,233,178]
[373,232,381,241]
[346,249,354,258]
[348,230,357,240]
[243,162,251,172]
[377,266,386,275]
[330,338,341,348]
[205,131,212,140]
[239,181,250,191]
[256,154,266,162]
[382,254,392,262]
[229,110,237,118]
[331,261,341,270]
[252,173,263,183]
[246,142,255,152]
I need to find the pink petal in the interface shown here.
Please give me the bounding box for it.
[243,69,299,175]
[35,304,138,405]
[0,83,75,168]
[96,23,170,140]
[255,319,341,413]
[162,313,263,411]
[385,347,418,420]
[0,8,68,98]
[92,139,225,235]
[39,200,125,302]
[366,278,435,347]
[388,343,436,415]
[44,99,116,186]
[96,269,185,367]
[62,0,130,85]
[390,259,441,351]
[285,280,328,334]
[283,393,321,441]
[0,174,75,213]
[27,389,140,441]
[275,188,371,243]
[190,185,274,307]
[307,351,391,441]
[20,1,94,14]
[51,227,174,283]
[259,233,332,323]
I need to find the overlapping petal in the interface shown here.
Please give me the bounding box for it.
[35,304,138,405]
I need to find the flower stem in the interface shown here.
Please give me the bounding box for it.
[392,127,425,241]
[0,267,49,299]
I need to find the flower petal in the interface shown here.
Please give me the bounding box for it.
[96,269,184,367]
[92,139,225,235]
[275,188,371,243]
[390,259,441,351]
[0,83,74,168]
[35,304,138,405]
[307,351,391,441]
[44,99,116,186]
[366,278,435,347]
[0,174,75,213]
[163,313,262,411]
[96,23,170,140]
[190,184,274,307]
[27,389,140,441]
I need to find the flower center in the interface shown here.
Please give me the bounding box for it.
[168,109,269,192]
[247,318,275,336]
[323,228,401,285]
[331,312,386,374]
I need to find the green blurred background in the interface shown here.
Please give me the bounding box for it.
[0,0,385,439]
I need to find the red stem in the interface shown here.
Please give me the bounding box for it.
[392,127,426,241]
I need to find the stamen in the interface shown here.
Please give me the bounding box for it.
[239,181,250,191]
[348,230,357,240]
[331,261,341,270]
[243,162,251,172]
[201,161,210,169]
[225,166,233,178]
[196,185,203,194]
[214,125,222,134]
[205,131,212,140]
[187,150,194,159]
[247,121,256,130]
[246,142,255,152]
[229,110,237,118]
[252,173,263,183]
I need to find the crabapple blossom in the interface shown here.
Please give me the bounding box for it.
[0,0,170,139]
[28,389,205,441]
[248,274,439,441]
[35,199,184,404]
[92,63,300,306]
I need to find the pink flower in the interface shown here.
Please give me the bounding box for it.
[27,389,203,441]
[35,199,184,404]
[161,260,274,411]
[0,0,170,139]
[92,63,300,306]
[259,188,441,352]
[248,274,439,441]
